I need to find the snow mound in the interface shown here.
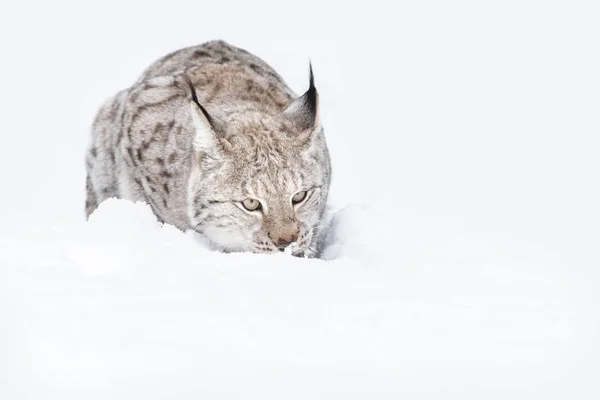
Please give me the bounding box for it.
[0,199,594,399]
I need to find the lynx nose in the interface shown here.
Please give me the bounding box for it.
[268,226,299,250]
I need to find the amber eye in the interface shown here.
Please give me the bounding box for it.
[242,198,262,211]
[292,191,307,204]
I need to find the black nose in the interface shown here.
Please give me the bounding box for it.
[277,243,291,252]
[276,239,293,250]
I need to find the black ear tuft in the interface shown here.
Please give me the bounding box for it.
[304,62,317,117]
[184,74,214,127]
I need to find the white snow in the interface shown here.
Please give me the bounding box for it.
[0,199,597,399]
[1,0,600,399]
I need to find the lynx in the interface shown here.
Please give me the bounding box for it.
[86,40,331,256]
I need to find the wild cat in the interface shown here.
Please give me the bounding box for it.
[86,40,331,256]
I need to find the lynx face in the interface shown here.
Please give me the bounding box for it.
[187,72,331,256]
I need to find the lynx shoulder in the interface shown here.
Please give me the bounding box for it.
[86,40,331,256]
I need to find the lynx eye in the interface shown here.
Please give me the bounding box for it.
[292,191,307,204]
[242,198,262,211]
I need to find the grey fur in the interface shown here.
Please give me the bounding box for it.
[86,40,331,256]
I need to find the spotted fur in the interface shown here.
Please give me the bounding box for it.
[86,40,331,256]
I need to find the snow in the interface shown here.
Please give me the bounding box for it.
[0,200,596,399]
[1,0,600,398]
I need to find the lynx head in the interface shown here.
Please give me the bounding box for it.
[187,67,331,256]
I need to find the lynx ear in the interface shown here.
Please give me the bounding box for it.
[186,76,221,158]
[283,63,320,132]
[190,101,217,154]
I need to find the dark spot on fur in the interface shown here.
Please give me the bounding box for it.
[134,177,142,186]
[168,152,178,163]
[193,50,210,58]
[141,141,150,150]
[204,81,223,103]
[167,120,175,132]
[136,149,143,162]
[156,157,164,165]
[220,56,231,63]
[160,170,172,178]
[126,147,136,165]
[153,123,163,135]
[116,129,124,144]
[145,175,154,183]
[163,183,169,194]
[90,148,97,157]
[163,198,168,207]
[212,48,226,57]
[109,150,115,163]
[249,63,261,73]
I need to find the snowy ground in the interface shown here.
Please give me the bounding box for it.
[1,0,600,399]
